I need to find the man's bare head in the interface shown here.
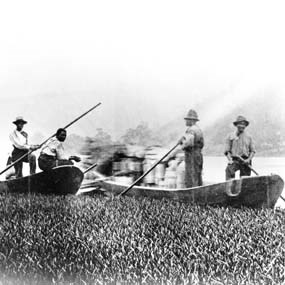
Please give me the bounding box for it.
[56,128,67,142]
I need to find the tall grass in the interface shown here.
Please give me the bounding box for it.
[0,193,284,284]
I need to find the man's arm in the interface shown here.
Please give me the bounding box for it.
[182,133,195,150]
[244,137,256,164]
[247,152,255,161]
[69,155,81,162]
[224,135,233,164]
[226,152,234,164]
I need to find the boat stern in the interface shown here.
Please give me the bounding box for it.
[265,174,284,208]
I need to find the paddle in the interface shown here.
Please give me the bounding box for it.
[118,142,181,197]
[237,155,285,203]
[0,102,102,176]
[83,163,98,174]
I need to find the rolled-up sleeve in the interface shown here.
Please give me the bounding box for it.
[182,132,195,150]
[249,137,256,154]
[224,134,232,155]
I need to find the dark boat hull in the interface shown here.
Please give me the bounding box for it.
[85,174,284,208]
[0,166,84,195]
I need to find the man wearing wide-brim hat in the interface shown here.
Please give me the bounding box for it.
[178,109,204,187]
[224,115,256,180]
[9,116,40,178]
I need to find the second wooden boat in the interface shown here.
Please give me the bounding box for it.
[82,174,284,208]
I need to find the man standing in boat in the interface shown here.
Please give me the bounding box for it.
[38,128,81,171]
[224,115,256,180]
[179,109,204,188]
[9,116,39,178]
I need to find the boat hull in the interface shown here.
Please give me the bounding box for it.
[86,174,284,208]
[0,166,84,195]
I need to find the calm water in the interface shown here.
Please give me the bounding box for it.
[204,156,285,208]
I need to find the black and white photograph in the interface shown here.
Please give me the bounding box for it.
[0,0,284,284]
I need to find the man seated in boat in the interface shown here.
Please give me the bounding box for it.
[178,109,204,188]
[38,128,81,171]
[9,116,40,178]
[224,116,256,180]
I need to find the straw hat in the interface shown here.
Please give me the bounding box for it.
[13,116,27,125]
[184,109,199,121]
[233,115,249,126]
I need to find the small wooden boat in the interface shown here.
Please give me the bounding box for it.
[83,174,284,208]
[0,166,84,195]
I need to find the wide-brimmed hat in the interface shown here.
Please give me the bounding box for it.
[184,109,199,121]
[233,115,249,126]
[13,116,27,125]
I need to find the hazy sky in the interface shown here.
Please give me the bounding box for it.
[0,0,285,158]
[1,0,285,102]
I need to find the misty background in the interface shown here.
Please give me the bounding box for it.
[0,0,285,163]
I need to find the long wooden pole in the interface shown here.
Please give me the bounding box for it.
[0,102,102,176]
[237,155,285,203]
[118,142,180,197]
[236,156,259,175]
[83,163,98,174]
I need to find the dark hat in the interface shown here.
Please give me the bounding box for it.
[233,115,249,126]
[13,116,27,125]
[184,109,199,121]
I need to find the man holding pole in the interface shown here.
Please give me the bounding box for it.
[9,116,39,178]
[118,110,203,197]
[179,110,204,188]
[38,128,81,171]
[0,103,101,178]
[224,116,256,180]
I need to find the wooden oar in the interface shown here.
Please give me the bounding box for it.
[237,155,285,203]
[83,163,98,174]
[280,195,285,203]
[0,102,102,176]
[118,142,181,197]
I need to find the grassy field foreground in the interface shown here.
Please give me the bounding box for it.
[0,193,284,284]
